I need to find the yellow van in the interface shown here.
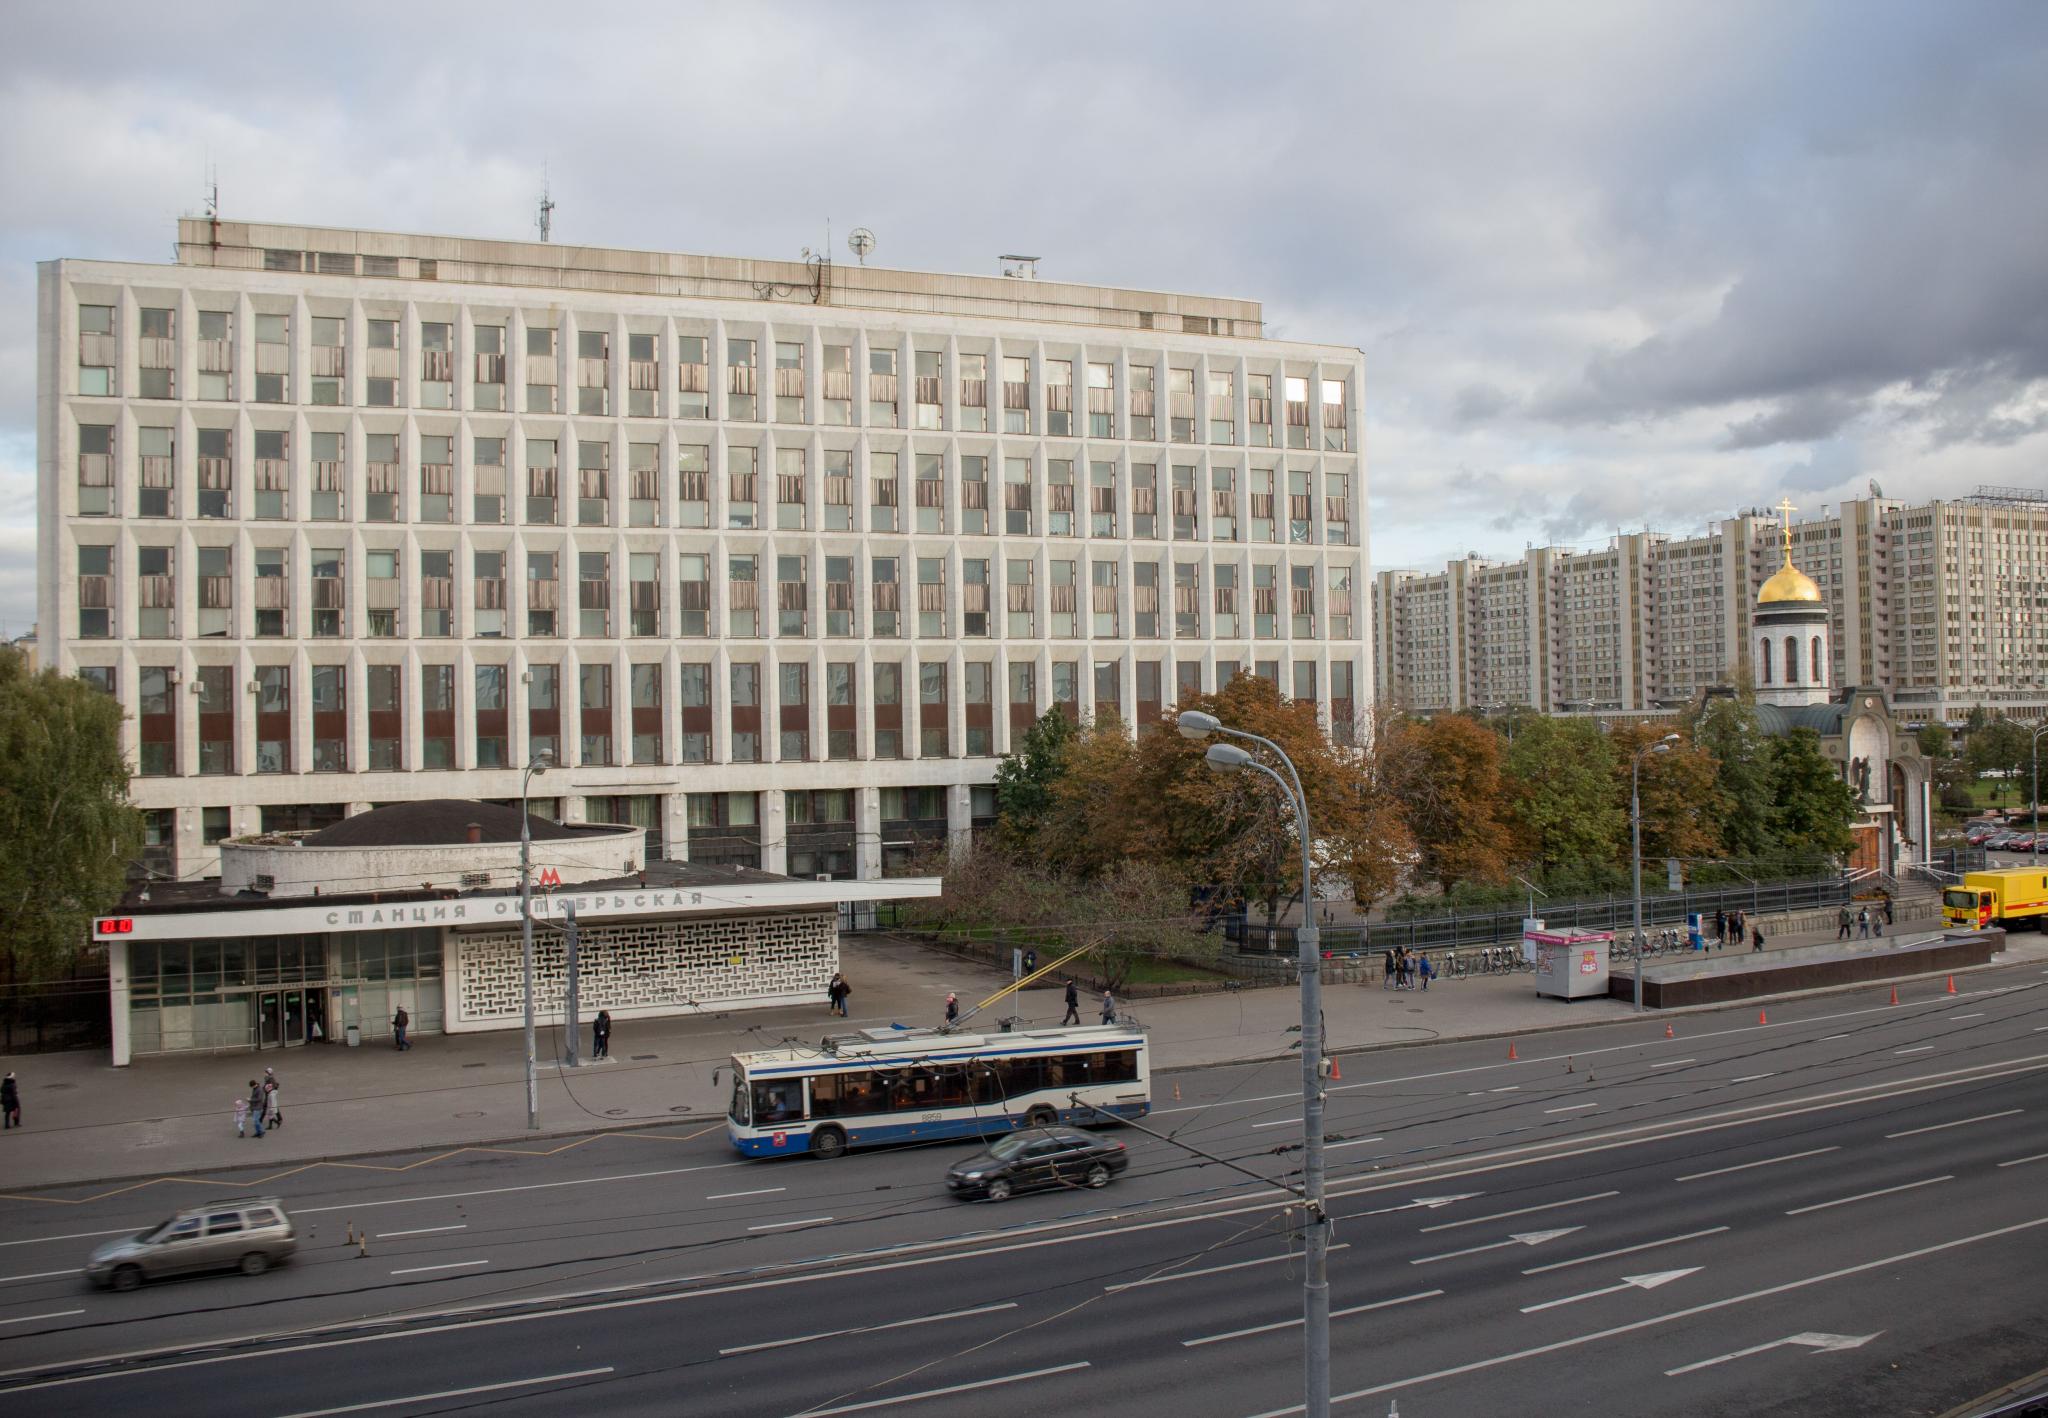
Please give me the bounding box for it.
[1942,869,2048,931]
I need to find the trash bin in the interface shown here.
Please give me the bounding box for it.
[345,1023,361,1048]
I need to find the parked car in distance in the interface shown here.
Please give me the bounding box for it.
[86,1197,296,1291]
[1985,831,2019,850]
[945,1127,1130,1201]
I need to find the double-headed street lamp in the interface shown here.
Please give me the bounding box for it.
[520,751,553,1130]
[1632,734,1680,1012]
[1178,709,1329,1418]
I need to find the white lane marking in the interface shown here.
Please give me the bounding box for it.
[389,1260,490,1277]
[1999,1153,2048,1168]
[1324,1136,1385,1151]
[1150,983,2040,1117]
[707,1187,786,1201]
[2034,1025,2048,1032]
[0,1269,80,1285]
[1252,1118,1301,1129]
[374,1225,467,1239]
[1107,1243,1354,1292]
[271,1368,616,1417]
[293,1160,745,1216]
[1785,1176,1953,1217]
[1523,1227,1731,1275]
[1677,1148,1839,1182]
[1521,1267,1699,1314]
[721,1301,1017,1355]
[0,1309,83,1327]
[1240,1215,2048,1417]
[0,1227,132,1250]
[1545,1103,1599,1115]
[1821,1034,1851,1041]
[798,1361,1091,1416]
[1895,1045,1936,1055]
[1666,1330,1880,1376]
[1730,1074,1774,1084]
[8,1055,2043,1398]
[748,1216,834,1232]
[1413,1228,1582,1266]
[1951,1013,1985,1021]
[1421,1193,1616,1233]
[1650,1059,1696,1069]
[1490,1086,1522,1093]
[1885,1109,2024,1140]
[1183,1289,1443,1346]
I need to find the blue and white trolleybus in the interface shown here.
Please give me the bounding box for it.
[725,1024,1150,1159]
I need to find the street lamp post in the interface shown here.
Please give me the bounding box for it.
[519,751,553,1130]
[2031,724,2047,851]
[1178,709,1327,1418]
[1632,734,1680,1012]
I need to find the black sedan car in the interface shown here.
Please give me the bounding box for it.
[945,1127,1130,1201]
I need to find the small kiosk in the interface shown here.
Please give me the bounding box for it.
[1529,927,1614,1000]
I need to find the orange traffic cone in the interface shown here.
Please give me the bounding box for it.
[1946,976,1957,995]
[1664,1022,1675,1039]
[1758,1008,1769,1025]
[1508,1041,1519,1061]
[1330,1056,1342,1081]
[1889,985,1899,1006]
[1173,1079,1182,1102]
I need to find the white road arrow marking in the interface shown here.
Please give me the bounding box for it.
[1357,1193,1484,1218]
[1666,1331,1882,1376]
[1413,1227,1583,1266]
[1521,1267,1700,1313]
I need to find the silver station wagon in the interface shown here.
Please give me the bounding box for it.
[86,1197,297,1290]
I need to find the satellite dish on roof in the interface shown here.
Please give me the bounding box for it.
[847,228,875,265]
[1869,478,1885,499]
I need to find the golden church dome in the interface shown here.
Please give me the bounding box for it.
[1757,559,1821,604]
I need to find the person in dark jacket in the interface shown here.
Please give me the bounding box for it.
[592,1010,612,1059]
[944,992,959,1026]
[1751,923,1766,953]
[1062,979,1081,1025]
[246,1080,267,1138]
[1,1072,20,1129]
[393,1006,411,1050]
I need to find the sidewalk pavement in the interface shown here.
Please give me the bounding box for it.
[3,926,2040,1195]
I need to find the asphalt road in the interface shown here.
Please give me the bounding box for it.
[3,961,2046,1417]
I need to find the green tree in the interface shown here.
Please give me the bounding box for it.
[1503,717,1624,890]
[1967,717,2031,807]
[993,707,1078,848]
[0,648,143,989]
[1766,727,1860,866]
[1916,722,1954,761]
[1689,695,1777,863]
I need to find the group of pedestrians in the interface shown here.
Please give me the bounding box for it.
[1835,897,1894,940]
[233,1067,283,1138]
[827,972,852,1017]
[1381,948,1433,990]
[1710,909,1767,952]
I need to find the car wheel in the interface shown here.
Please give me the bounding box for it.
[238,1251,269,1277]
[809,1126,847,1160]
[111,1265,143,1293]
[985,1177,1013,1202]
[1085,1162,1111,1188]
[1026,1106,1057,1128]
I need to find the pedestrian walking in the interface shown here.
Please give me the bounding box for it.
[1837,905,1854,940]
[1,1072,19,1130]
[1731,910,1745,946]
[1873,913,1884,938]
[246,1081,267,1138]
[1382,949,1396,990]
[1857,906,1871,939]
[945,992,959,1026]
[1022,948,1038,977]
[1751,923,1766,953]
[1100,990,1117,1025]
[233,1093,249,1138]
[1882,893,1895,927]
[826,972,846,1017]
[392,1005,411,1051]
[592,1009,612,1059]
[1418,953,1434,991]
[1715,910,1728,947]
[1062,979,1081,1025]
[263,1067,282,1128]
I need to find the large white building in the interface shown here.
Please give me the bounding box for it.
[38,219,1369,884]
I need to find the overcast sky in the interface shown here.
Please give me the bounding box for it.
[5,1,2046,637]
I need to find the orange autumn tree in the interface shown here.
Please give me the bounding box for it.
[1390,713,1516,894]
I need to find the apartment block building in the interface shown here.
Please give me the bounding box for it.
[1374,494,2048,723]
[38,219,1369,883]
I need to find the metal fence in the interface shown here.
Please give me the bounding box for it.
[1226,851,1984,959]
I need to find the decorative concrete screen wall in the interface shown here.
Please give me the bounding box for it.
[447,909,836,1031]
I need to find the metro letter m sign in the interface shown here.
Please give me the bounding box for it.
[537,867,562,888]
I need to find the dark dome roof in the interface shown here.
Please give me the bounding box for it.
[301,799,595,848]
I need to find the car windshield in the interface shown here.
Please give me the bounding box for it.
[1943,888,1977,910]
[140,1215,187,1242]
[987,1131,1042,1160]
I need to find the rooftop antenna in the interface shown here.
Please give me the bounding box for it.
[536,166,555,244]
[204,163,220,254]
[847,227,875,266]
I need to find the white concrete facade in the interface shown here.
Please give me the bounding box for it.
[39,220,1371,881]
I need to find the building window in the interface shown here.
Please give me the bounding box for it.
[196,310,233,401]
[310,665,347,772]
[821,343,852,425]
[1048,460,1075,536]
[965,662,993,756]
[678,553,710,637]
[1050,559,1078,638]
[1007,558,1035,637]
[77,423,113,515]
[77,303,115,396]
[958,351,988,432]
[419,434,453,523]
[253,313,289,404]
[779,662,810,761]
[629,552,660,637]
[627,331,660,418]
[1087,362,1115,438]
[914,349,942,430]
[873,662,903,759]
[727,338,758,421]
[526,664,559,766]
[827,662,857,761]
[1209,370,1236,444]
[1169,367,1197,444]
[196,427,233,519]
[1134,561,1161,638]
[917,557,946,638]
[1002,355,1032,435]
[577,329,610,416]
[1009,662,1037,737]
[1248,373,1274,447]
[578,662,613,767]
[960,454,988,535]
[312,547,345,638]
[366,549,400,638]
[776,340,806,423]
[869,345,899,426]
[778,555,809,637]
[962,558,991,637]
[138,426,174,517]
[254,547,289,637]
[525,439,559,525]
[825,556,855,637]
[138,307,175,399]
[628,442,661,527]
[872,556,901,637]
[475,664,508,769]
[421,664,456,769]
[728,554,760,637]
[1130,363,1157,442]
[197,666,235,774]
[1091,461,1117,538]
[474,323,506,411]
[630,663,663,765]
[421,550,454,637]
[578,440,610,526]
[727,444,758,529]
[1173,465,1200,541]
[76,545,112,639]
[920,662,949,756]
[915,452,945,534]
[679,662,712,763]
[578,551,611,637]
[678,443,710,528]
[365,432,401,522]
[870,450,899,532]
[311,431,345,520]
[1004,457,1032,535]
[197,546,232,638]
[525,325,558,413]
[729,662,760,763]
[678,335,710,418]
[777,447,808,530]
[138,666,176,777]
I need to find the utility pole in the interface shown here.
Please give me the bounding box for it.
[519,753,551,1129]
[561,899,580,1067]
